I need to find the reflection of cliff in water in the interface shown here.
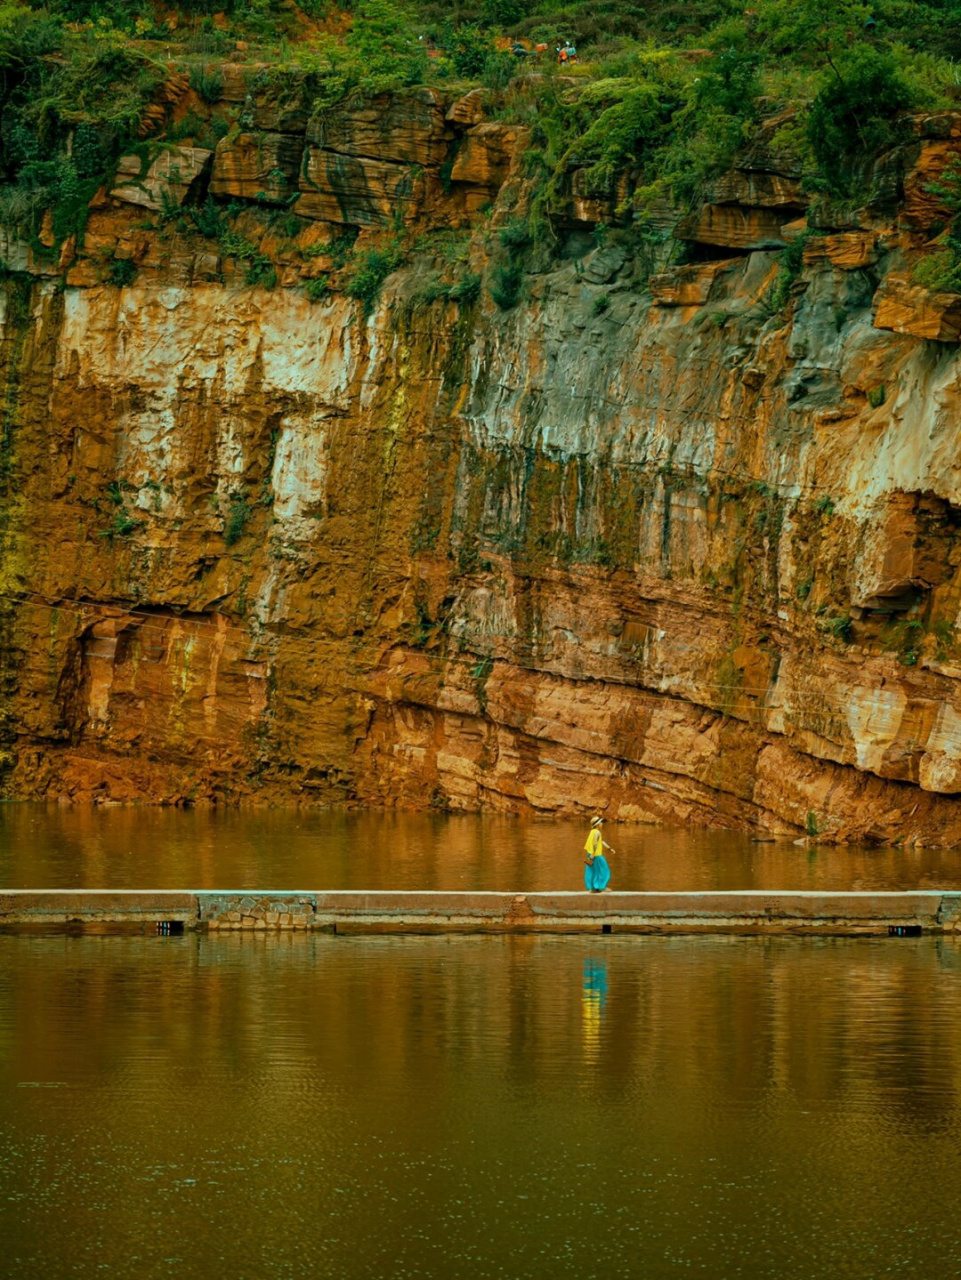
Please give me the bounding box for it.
[5,934,961,1106]
[5,805,961,893]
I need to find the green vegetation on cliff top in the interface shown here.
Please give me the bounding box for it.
[0,0,958,270]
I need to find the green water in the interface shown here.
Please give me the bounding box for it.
[2,932,961,1278]
[2,805,960,890]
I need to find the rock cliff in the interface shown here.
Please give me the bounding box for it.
[4,72,961,845]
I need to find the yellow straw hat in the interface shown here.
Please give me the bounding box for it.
[590,815,604,827]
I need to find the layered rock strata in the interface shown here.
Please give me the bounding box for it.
[3,75,961,843]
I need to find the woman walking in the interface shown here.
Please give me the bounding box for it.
[584,815,614,892]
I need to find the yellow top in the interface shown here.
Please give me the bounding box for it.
[584,828,602,859]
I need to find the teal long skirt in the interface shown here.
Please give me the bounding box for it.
[584,855,611,892]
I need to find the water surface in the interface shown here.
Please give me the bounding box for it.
[1,933,960,1277]
[2,805,960,891]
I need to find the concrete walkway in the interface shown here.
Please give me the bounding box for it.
[1,889,961,934]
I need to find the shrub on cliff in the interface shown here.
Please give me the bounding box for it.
[106,255,136,285]
[189,63,225,104]
[525,31,761,227]
[219,229,278,288]
[224,493,252,547]
[488,260,522,309]
[344,240,404,315]
[558,77,672,193]
[0,21,164,246]
[480,0,526,28]
[807,46,917,186]
[21,30,164,136]
[310,0,429,106]
[913,157,961,293]
[0,3,60,67]
[445,21,490,77]
[303,274,330,302]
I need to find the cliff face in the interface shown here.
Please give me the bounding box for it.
[5,73,961,844]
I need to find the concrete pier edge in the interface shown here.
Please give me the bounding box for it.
[1,890,960,935]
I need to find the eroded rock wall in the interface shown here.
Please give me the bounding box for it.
[5,81,961,843]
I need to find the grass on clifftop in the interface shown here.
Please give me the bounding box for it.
[0,0,959,264]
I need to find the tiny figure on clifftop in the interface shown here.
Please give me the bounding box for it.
[584,815,613,892]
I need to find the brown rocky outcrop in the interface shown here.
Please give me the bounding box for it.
[211,131,304,202]
[446,88,488,129]
[7,91,961,845]
[296,148,426,224]
[675,203,792,249]
[902,138,961,229]
[649,261,736,306]
[873,274,961,342]
[112,145,213,211]
[675,158,807,249]
[802,232,878,271]
[308,89,451,166]
[449,123,519,188]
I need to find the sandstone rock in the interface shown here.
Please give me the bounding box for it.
[873,274,961,342]
[9,91,961,851]
[137,102,168,140]
[449,123,519,190]
[919,751,961,793]
[581,244,627,286]
[919,703,961,792]
[308,88,450,166]
[674,164,805,249]
[708,169,806,210]
[650,260,736,306]
[780,217,808,241]
[902,140,960,229]
[0,226,61,276]
[849,492,957,613]
[158,72,191,107]
[447,88,488,129]
[210,131,303,202]
[48,605,270,798]
[675,203,789,249]
[912,110,961,140]
[192,251,221,281]
[295,149,424,224]
[38,209,54,249]
[64,260,101,287]
[854,578,927,613]
[568,168,631,225]
[802,232,878,270]
[219,63,255,103]
[250,78,312,133]
[112,146,213,211]
[734,108,804,176]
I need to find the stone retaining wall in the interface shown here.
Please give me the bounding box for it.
[1,890,960,935]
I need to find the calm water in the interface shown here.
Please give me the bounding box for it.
[2,805,961,891]
[1,932,960,1277]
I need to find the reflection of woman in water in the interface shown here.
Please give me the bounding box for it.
[583,815,613,891]
[581,957,608,1060]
